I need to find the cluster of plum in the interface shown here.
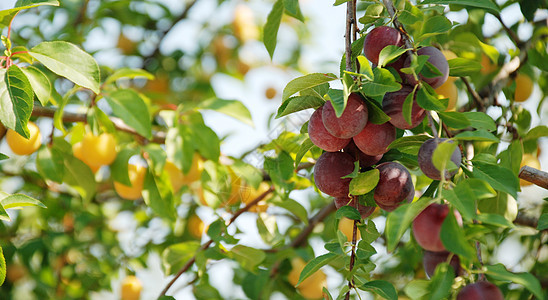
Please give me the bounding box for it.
[310,25,504,298]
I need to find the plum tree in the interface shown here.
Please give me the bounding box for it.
[412,203,462,252]
[121,275,142,300]
[114,164,147,200]
[383,85,426,129]
[308,106,350,152]
[313,151,354,197]
[353,121,396,156]
[343,141,383,168]
[418,138,461,181]
[404,47,449,89]
[373,162,414,211]
[334,196,375,219]
[363,26,404,65]
[456,281,504,300]
[422,251,461,278]
[321,93,368,139]
[6,121,41,156]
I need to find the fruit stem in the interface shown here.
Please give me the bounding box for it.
[345,196,360,300]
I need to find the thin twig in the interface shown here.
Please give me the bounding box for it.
[519,166,548,190]
[460,77,484,112]
[289,201,337,248]
[158,186,274,297]
[494,14,521,47]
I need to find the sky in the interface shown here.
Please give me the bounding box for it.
[1,0,548,299]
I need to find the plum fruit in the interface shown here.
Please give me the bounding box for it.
[373,162,414,211]
[404,46,449,89]
[363,26,405,65]
[322,93,368,139]
[423,250,461,278]
[343,140,383,168]
[334,196,376,219]
[353,121,396,156]
[456,281,504,300]
[412,203,462,252]
[383,85,426,130]
[418,138,461,181]
[314,151,355,197]
[308,106,350,152]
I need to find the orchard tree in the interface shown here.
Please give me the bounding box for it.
[0,0,547,299]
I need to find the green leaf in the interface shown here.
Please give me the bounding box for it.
[0,203,9,221]
[0,246,5,286]
[36,146,65,183]
[359,280,397,300]
[103,89,152,139]
[438,112,471,129]
[388,134,431,155]
[462,112,496,131]
[448,58,482,77]
[419,0,500,13]
[264,151,293,188]
[484,264,543,299]
[189,121,220,162]
[432,140,459,176]
[63,155,97,202]
[21,66,51,106]
[276,95,324,118]
[358,3,384,24]
[228,245,265,272]
[336,206,361,220]
[385,197,433,252]
[428,263,454,300]
[361,68,401,97]
[29,41,101,93]
[282,73,338,101]
[471,161,519,199]
[477,213,515,228]
[271,198,308,225]
[110,148,140,186]
[402,87,415,127]
[524,125,548,140]
[142,169,177,221]
[263,0,284,59]
[200,98,253,126]
[297,253,338,286]
[404,280,430,299]
[283,0,304,21]
[326,88,347,118]
[440,211,476,261]
[0,0,59,28]
[161,241,201,275]
[358,219,380,244]
[349,169,380,196]
[378,45,408,68]
[399,5,424,25]
[104,68,154,85]
[419,15,453,40]
[416,85,446,111]
[454,130,499,142]
[477,192,518,222]
[0,192,46,209]
[364,97,391,124]
[294,138,315,168]
[537,213,548,231]
[1,66,34,138]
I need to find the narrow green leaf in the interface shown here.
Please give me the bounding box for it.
[294,138,315,168]
[104,89,152,139]
[1,66,34,138]
[359,280,397,300]
[388,134,431,154]
[432,140,459,176]
[349,169,380,196]
[326,89,346,118]
[440,212,476,261]
[385,197,433,252]
[416,85,446,111]
[471,161,519,199]
[524,125,548,140]
[63,155,97,202]
[443,188,475,221]
[402,87,415,127]
[477,213,515,228]
[0,246,5,286]
[419,15,453,40]
[104,68,154,85]
[271,198,308,225]
[364,97,391,124]
[200,98,253,126]
[378,45,408,68]
[537,213,548,231]
[0,203,9,221]
[263,0,284,59]
[484,264,543,299]
[21,66,51,106]
[142,169,177,221]
[0,0,59,28]
[228,245,266,272]
[336,206,361,220]
[454,130,499,142]
[419,0,500,13]
[358,219,380,244]
[282,73,338,101]
[29,41,101,93]
[110,148,140,186]
[161,241,201,275]
[297,253,338,286]
[462,112,496,131]
[0,193,46,209]
[277,96,325,119]
[283,0,304,21]
[438,112,471,129]
[448,58,482,77]
[428,263,454,300]
[361,68,401,97]
[36,146,65,183]
[358,3,384,24]
[404,280,430,299]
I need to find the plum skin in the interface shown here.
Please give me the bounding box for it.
[404,46,449,89]
[422,251,461,278]
[314,152,355,197]
[334,196,376,219]
[343,140,383,168]
[412,203,463,252]
[383,85,426,130]
[322,93,368,139]
[308,106,350,152]
[373,162,414,211]
[363,26,404,65]
[353,121,396,156]
[456,281,504,300]
[418,138,462,181]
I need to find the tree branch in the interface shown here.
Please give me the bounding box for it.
[519,166,548,190]
[289,201,337,248]
[158,186,274,297]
